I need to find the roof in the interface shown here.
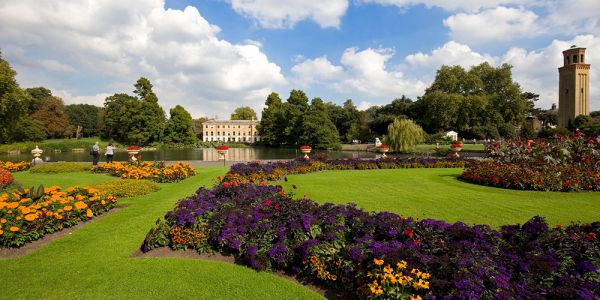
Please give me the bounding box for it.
[203,119,259,124]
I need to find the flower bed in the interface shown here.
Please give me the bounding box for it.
[0,169,13,190]
[92,161,196,183]
[142,182,600,298]
[0,161,31,172]
[215,145,229,150]
[462,133,600,191]
[225,157,466,183]
[0,186,117,247]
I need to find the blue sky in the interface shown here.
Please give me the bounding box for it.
[0,0,599,117]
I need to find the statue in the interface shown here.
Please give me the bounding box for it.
[31,145,44,166]
[375,138,382,147]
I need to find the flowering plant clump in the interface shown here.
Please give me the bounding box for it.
[299,145,312,150]
[215,145,229,150]
[141,181,600,298]
[379,144,390,149]
[225,157,467,184]
[450,142,462,149]
[0,186,117,247]
[0,169,13,190]
[127,145,141,151]
[462,133,600,191]
[0,161,31,172]
[92,161,195,183]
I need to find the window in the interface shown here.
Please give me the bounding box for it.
[567,56,570,64]
[581,54,584,63]
[211,131,213,136]
[238,125,241,128]
[217,125,220,129]
[566,89,569,94]
[228,125,230,128]
[205,125,208,128]
[573,55,578,63]
[217,131,220,135]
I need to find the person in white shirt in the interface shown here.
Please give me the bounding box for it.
[105,143,115,163]
[91,142,100,165]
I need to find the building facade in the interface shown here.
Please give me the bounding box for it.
[202,119,260,143]
[558,46,590,127]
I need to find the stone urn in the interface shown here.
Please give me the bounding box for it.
[299,146,312,159]
[450,143,462,158]
[31,145,44,165]
[215,145,229,163]
[127,146,141,162]
[378,145,390,158]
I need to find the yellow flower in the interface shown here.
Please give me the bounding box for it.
[74,201,88,210]
[86,209,93,218]
[397,260,408,269]
[328,247,336,254]
[0,229,3,235]
[374,258,384,266]
[63,205,73,211]
[9,226,19,232]
[410,296,422,300]
[383,265,393,274]
[24,214,37,221]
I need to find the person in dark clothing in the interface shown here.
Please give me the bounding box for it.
[91,142,100,165]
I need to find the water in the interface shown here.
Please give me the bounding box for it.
[0,147,389,163]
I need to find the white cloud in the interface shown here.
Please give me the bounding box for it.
[406,41,497,68]
[291,48,427,103]
[358,0,533,12]
[0,0,286,118]
[229,0,348,28]
[444,6,541,44]
[291,56,344,86]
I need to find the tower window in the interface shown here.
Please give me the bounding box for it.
[573,55,578,63]
[566,89,569,94]
[581,54,584,63]
[566,56,570,64]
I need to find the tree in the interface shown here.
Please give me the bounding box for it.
[384,118,425,152]
[297,98,340,148]
[259,92,285,146]
[0,50,41,143]
[31,96,72,139]
[231,106,257,120]
[101,93,139,141]
[163,105,197,144]
[25,87,52,114]
[580,116,600,136]
[573,115,593,129]
[282,89,310,144]
[129,77,165,144]
[65,104,101,137]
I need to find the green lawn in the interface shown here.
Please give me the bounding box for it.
[281,168,600,228]
[1,168,322,300]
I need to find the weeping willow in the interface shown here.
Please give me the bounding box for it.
[384,118,425,153]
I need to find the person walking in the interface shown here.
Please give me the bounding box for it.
[91,142,100,166]
[105,142,115,163]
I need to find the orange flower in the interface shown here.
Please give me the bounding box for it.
[24,214,37,221]
[374,258,384,266]
[74,201,88,210]
[0,229,3,235]
[63,205,73,211]
[9,226,19,232]
[0,218,6,224]
[86,209,93,218]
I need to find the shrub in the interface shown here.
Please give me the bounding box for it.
[142,182,600,298]
[92,161,196,183]
[90,179,160,198]
[0,161,30,172]
[29,162,91,173]
[0,185,117,247]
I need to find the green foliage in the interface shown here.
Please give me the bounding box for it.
[580,117,600,136]
[297,98,340,149]
[29,162,91,173]
[0,137,121,153]
[519,123,536,139]
[163,105,197,144]
[573,115,593,129]
[192,117,209,140]
[8,117,45,142]
[384,118,425,152]
[65,104,101,137]
[230,106,257,120]
[101,78,165,145]
[31,96,72,138]
[25,87,52,114]
[258,92,285,146]
[537,127,570,139]
[91,179,160,198]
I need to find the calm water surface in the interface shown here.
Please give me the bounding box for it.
[0,147,396,162]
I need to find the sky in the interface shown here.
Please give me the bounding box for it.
[0,0,599,119]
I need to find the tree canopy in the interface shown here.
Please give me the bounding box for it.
[163,105,197,144]
[231,106,257,120]
[31,96,72,139]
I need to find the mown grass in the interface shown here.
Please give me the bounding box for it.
[1,168,323,299]
[0,137,122,153]
[281,168,600,228]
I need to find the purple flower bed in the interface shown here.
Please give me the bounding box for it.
[226,157,467,183]
[141,182,600,299]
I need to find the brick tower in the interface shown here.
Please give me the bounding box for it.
[558,45,590,128]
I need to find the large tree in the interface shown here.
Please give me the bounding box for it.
[31,96,72,139]
[0,50,43,143]
[297,98,340,148]
[65,104,101,137]
[163,105,197,144]
[192,117,209,140]
[259,92,286,146]
[384,118,425,152]
[230,106,257,120]
[25,87,52,114]
[101,93,139,141]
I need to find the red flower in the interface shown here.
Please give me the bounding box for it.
[231,181,238,187]
[223,182,230,188]
[215,145,229,150]
[265,199,272,206]
[299,145,312,150]
[587,232,597,241]
[274,204,280,210]
[379,144,390,149]
[217,176,222,181]
[405,228,414,238]
[555,224,562,229]
[280,191,285,196]
[127,145,141,150]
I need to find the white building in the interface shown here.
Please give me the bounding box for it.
[202,120,260,143]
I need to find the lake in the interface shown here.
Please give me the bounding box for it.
[0,147,396,162]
